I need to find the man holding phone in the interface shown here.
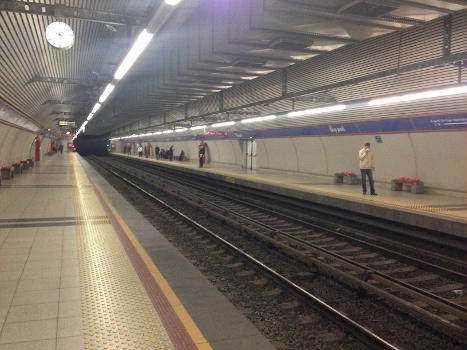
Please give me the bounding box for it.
[359,142,377,195]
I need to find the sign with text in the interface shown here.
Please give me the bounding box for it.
[58,120,76,126]
[60,133,76,137]
[205,130,227,136]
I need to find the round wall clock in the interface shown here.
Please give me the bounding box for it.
[46,22,74,49]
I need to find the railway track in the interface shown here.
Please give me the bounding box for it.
[91,155,467,346]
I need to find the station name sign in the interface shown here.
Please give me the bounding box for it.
[58,120,76,126]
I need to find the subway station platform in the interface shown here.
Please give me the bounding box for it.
[0,153,274,350]
[113,153,467,239]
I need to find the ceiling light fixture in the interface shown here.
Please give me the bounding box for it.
[164,0,183,5]
[190,125,207,130]
[211,121,235,128]
[288,104,346,118]
[162,130,174,134]
[241,115,276,124]
[91,103,101,114]
[114,29,154,80]
[86,113,94,121]
[368,85,467,106]
[175,128,188,133]
[99,83,115,103]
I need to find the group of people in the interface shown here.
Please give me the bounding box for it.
[124,144,189,162]
[121,141,375,194]
[156,146,174,160]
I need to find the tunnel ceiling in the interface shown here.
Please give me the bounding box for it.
[0,0,465,135]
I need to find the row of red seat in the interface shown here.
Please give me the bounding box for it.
[1,159,34,184]
[395,177,421,182]
[1,159,33,171]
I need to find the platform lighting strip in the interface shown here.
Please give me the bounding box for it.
[211,121,236,128]
[190,125,207,130]
[108,84,467,142]
[98,83,115,103]
[241,115,276,123]
[368,85,467,106]
[74,0,183,140]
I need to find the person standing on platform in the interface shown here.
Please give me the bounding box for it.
[169,146,174,161]
[359,142,377,195]
[137,145,143,157]
[198,140,206,168]
[146,143,151,158]
[155,146,160,159]
[58,144,63,155]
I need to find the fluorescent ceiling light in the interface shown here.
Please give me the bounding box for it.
[162,130,174,134]
[190,125,206,130]
[241,115,276,124]
[211,121,235,128]
[165,0,182,5]
[175,128,188,133]
[369,85,467,106]
[288,104,346,118]
[153,131,162,135]
[114,29,154,80]
[99,83,115,103]
[86,113,94,121]
[91,103,101,114]
[66,131,70,134]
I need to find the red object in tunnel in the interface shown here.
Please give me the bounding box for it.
[35,136,41,162]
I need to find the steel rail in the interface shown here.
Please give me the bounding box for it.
[98,156,467,342]
[113,155,466,280]
[92,157,401,350]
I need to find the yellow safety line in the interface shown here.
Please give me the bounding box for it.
[72,154,175,350]
[115,153,465,219]
[78,154,212,350]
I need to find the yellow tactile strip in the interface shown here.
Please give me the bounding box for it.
[72,155,174,350]
[117,153,465,219]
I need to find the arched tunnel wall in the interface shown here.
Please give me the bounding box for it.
[0,123,49,166]
[115,129,466,194]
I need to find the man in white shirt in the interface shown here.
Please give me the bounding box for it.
[359,142,377,195]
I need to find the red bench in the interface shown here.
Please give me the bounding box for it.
[12,162,22,174]
[1,165,14,179]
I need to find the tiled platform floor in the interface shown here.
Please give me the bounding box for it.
[0,155,85,349]
[0,153,274,350]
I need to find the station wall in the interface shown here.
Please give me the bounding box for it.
[116,129,467,193]
[0,123,49,166]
